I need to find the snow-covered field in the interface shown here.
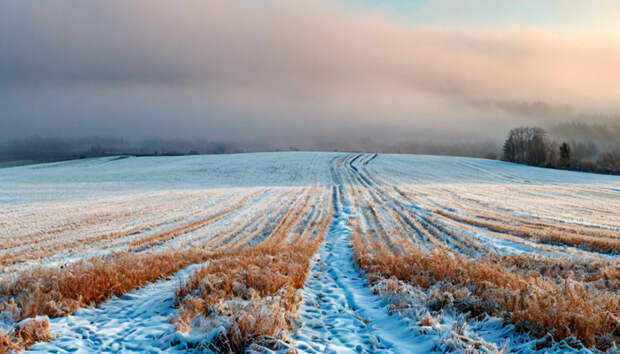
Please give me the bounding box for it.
[1,152,619,353]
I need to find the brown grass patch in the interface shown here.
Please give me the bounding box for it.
[435,208,620,254]
[1,192,260,269]
[129,210,233,249]
[0,249,217,322]
[350,219,620,350]
[261,188,314,245]
[174,238,322,352]
[500,253,620,291]
[128,191,264,250]
[2,211,129,250]
[0,248,228,351]
[0,224,155,268]
[0,317,52,353]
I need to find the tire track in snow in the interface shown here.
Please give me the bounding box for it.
[26,265,202,353]
[294,159,432,353]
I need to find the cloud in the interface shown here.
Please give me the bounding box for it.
[392,0,620,34]
[1,0,619,145]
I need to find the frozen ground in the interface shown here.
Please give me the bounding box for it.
[27,265,201,353]
[2,152,619,353]
[2,152,618,205]
[0,152,338,204]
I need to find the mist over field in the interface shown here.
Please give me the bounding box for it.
[2,0,620,155]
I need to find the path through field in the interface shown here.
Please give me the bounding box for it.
[297,153,620,352]
[294,176,431,353]
[1,152,618,353]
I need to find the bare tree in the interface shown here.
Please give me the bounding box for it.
[502,127,549,166]
[528,128,548,166]
[502,131,518,162]
[559,142,571,168]
[597,151,620,174]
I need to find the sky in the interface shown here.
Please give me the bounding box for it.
[354,0,620,34]
[1,0,620,148]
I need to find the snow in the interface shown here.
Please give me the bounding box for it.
[3,152,618,206]
[441,220,539,256]
[3,152,619,352]
[367,153,620,186]
[0,310,14,333]
[0,152,339,204]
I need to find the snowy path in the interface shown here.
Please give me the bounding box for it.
[26,266,200,353]
[293,186,432,353]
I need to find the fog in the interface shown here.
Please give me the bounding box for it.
[1,0,620,154]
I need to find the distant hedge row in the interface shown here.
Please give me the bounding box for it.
[503,127,620,175]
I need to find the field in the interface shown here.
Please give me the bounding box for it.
[1,152,619,353]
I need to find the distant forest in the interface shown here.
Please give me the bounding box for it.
[502,122,620,175]
[1,122,619,176]
[0,137,239,163]
[0,136,501,163]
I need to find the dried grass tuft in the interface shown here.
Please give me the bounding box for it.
[0,249,217,322]
[174,239,322,352]
[0,317,52,353]
[435,208,620,254]
[351,219,620,350]
[0,248,220,352]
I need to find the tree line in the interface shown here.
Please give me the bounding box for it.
[502,127,620,175]
[0,136,237,163]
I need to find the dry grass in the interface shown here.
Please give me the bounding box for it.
[0,189,265,270]
[351,220,620,350]
[398,184,620,235]
[343,163,620,350]
[0,248,225,351]
[0,186,328,352]
[2,211,131,250]
[128,191,263,249]
[174,239,322,352]
[434,208,620,254]
[499,253,620,291]
[1,224,158,267]
[0,248,216,325]
[475,208,620,240]
[4,157,617,352]
[259,188,315,246]
[0,317,52,353]
[128,209,233,249]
